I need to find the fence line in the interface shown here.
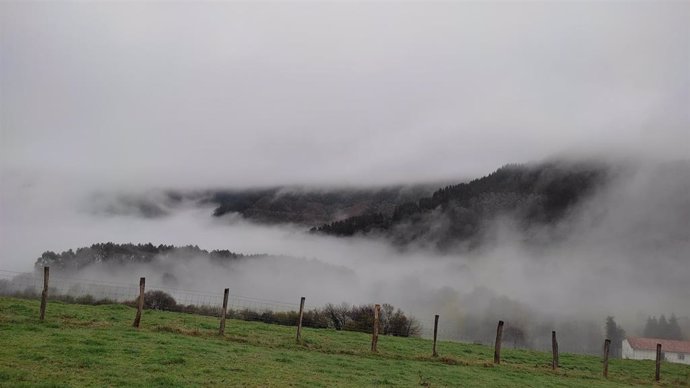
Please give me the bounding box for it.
[0,268,674,383]
[0,269,526,339]
[0,271,427,337]
[0,270,299,314]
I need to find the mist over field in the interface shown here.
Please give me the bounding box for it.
[1,0,688,355]
[2,160,689,352]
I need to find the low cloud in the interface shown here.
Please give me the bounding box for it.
[1,160,688,353]
[1,1,688,354]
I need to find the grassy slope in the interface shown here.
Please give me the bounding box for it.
[0,298,688,387]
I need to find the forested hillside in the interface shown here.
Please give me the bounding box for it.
[34,243,254,271]
[97,185,439,226]
[94,161,612,251]
[312,161,609,249]
[205,185,438,225]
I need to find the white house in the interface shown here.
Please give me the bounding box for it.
[622,337,690,365]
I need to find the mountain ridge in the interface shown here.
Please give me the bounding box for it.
[311,160,611,250]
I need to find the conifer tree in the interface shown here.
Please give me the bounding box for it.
[644,316,658,338]
[667,314,683,340]
[658,315,669,338]
[606,316,625,358]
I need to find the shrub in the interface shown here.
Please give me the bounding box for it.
[75,295,95,305]
[381,304,421,337]
[323,303,350,330]
[144,290,177,311]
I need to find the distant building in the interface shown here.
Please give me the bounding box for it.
[622,337,690,365]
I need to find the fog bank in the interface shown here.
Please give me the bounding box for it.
[1,161,689,351]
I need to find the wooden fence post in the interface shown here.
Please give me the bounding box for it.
[493,320,504,364]
[39,266,49,321]
[432,314,439,357]
[132,277,145,328]
[296,296,305,343]
[603,339,611,378]
[552,331,559,370]
[219,288,229,335]
[655,343,662,382]
[371,304,380,352]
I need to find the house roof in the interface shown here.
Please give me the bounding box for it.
[626,337,690,353]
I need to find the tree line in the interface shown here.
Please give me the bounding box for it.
[311,161,608,249]
[208,185,435,225]
[643,314,684,340]
[34,242,253,271]
[139,290,421,337]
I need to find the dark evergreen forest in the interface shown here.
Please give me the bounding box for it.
[312,161,609,249]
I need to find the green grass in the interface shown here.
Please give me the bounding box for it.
[0,297,688,387]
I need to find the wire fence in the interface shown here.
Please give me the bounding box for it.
[0,269,298,310]
[0,269,609,345]
[0,269,418,337]
[0,269,677,383]
[0,269,141,302]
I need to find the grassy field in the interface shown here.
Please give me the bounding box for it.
[0,297,688,387]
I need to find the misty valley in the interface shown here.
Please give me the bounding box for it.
[3,159,689,358]
[3,2,688,385]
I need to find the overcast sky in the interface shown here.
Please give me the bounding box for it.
[0,2,689,329]
[1,1,688,189]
